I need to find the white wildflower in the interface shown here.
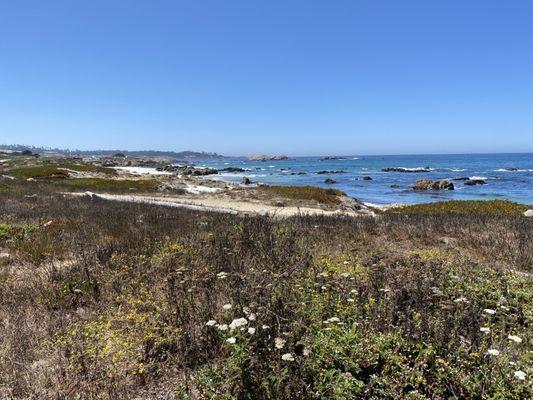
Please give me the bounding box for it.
[281,353,294,362]
[303,348,310,356]
[484,309,496,315]
[206,320,217,326]
[454,296,469,303]
[509,361,517,366]
[222,303,232,310]
[347,298,355,303]
[341,273,350,278]
[242,306,251,315]
[479,327,490,333]
[350,289,357,294]
[229,317,248,331]
[248,313,256,321]
[217,324,228,331]
[343,261,350,265]
[514,370,526,380]
[248,327,256,334]
[274,337,286,349]
[508,335,522,343]
[262,324,269,330]
[226,337,236,344]
[487,349,500,356]
[216,271,228,279]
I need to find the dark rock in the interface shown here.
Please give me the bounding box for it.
[390,184,401,188]
[413,179,454,191]
[324,178,337,184]
[505,167,518,171]
[156,165,218,176]
[464,179,486,186]
[220,167,246,173]
[451,177,470,181]
[317,170,346,175]
[241,176,251,185]
[362,176,372,181]
[319,156,346,161]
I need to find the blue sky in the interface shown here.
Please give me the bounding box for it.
[1,0,532,156]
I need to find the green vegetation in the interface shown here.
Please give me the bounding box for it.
[260,185,345,204]
[389,200,530,216]
[8,164,116,179]
[8,165,70,179]
[0,193,531,399]
[57,177,161,193]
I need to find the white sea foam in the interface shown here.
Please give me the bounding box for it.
[469,176,487,180]
[494,168,531,172]
[113,166,174,176]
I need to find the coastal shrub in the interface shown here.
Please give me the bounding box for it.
[8,165,70,179]
[390,200,529,216]
[8,164,116,179]
[260,185,345,204]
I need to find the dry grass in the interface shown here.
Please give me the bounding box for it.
[0,192,531,399]
[259,185,345,204]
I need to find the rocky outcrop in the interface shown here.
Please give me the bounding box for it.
[157,165,218,176]
[324,178,337,184]
[382,167,431,173]
[241,176,251,185]
[317,170,346,175]
[463,179,486,186]
[248,154,289,161]
[220,167,246,173]
[413,179,454,191]
[362,176,373,181]
[319,156,346,161]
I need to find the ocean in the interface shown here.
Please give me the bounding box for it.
[198,153,533,205]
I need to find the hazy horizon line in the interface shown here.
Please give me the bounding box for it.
[2,144,532,158]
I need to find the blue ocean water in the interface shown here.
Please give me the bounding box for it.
[198,154,533,205]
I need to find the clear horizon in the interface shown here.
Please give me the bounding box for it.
[1,1,533,155]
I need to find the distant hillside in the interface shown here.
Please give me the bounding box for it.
[0,145,227,160]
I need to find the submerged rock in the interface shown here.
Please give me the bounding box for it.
[362,176,373,181]
[413,179,454,191]
[324,178,337,184]
[241,176,251,185]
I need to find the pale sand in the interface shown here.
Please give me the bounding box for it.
[69,192,374,217]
